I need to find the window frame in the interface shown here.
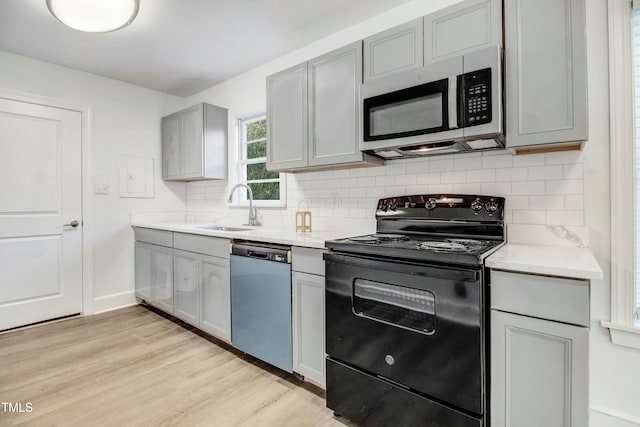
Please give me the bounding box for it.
[233,113,286,208]
[602,0,640,349]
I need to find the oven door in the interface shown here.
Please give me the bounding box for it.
[325,252,485,415]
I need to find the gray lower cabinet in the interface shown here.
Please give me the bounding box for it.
[504,0,588,149]
[161,103,228,181]
[150,245,174,313]
[134,241,152,301]
[134,227,175,314]
[173,249,199,326]
[134,241,174,314]
[267,42,382,172]
[491,311,588,427]
[490,269,589,427]
[292,247,326,387]
[134,228,231,342]
[199,254,231,342]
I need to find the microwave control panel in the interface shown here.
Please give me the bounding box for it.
[460,68,492,127]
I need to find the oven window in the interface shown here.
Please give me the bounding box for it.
[369,93,443,137]
[353,279,436,334]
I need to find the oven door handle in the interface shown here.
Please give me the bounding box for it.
[448,75,458,129]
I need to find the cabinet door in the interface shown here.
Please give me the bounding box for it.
[308,42,363,167]
[424,0,502,64]
[504,0,588,148]
[363,18,423,82]
[173,249,199,326]
[491,310,588,427]
[181,104,204,179]
[292,271,325,387]
[266,63,308,171]
[134,241,152,301]
[199,254,231,342]
[162,113,181,180]
[150,245,174,313]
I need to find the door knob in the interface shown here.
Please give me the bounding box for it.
[63,220,80,228]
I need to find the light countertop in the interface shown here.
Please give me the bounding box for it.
[485,243,603,281]
[132,214,603,280]
[131,220,364,250]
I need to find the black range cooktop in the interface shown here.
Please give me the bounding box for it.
[326,233,504,266]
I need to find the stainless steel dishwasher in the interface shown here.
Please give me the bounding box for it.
[230,241,292,372]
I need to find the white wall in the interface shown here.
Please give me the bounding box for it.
[182,0,640,425]
[0,50,187,313]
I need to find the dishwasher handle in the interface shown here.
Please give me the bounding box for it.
[231,242,291,263]
[247,250,269,259]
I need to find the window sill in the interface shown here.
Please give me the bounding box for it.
[601,320,640,350]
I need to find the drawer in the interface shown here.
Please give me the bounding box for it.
[173,232,230,259]
[134,227,173,247]
[490,270,589,327]
[292,246,325,276]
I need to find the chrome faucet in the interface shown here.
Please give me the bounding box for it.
[228,183,260,226]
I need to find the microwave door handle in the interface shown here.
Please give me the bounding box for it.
[448,75,458,129]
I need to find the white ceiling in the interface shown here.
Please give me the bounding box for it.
[0,0,414,96]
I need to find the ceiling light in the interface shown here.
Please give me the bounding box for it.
[47,0,140,33]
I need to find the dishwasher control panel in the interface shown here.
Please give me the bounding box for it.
[231,241,292,264]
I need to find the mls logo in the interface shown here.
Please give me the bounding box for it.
[1,402,33,413]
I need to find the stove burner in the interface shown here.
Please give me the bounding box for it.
[417,238,486,253]
[375,234,410,242]
[418,241,467,251]
[348,236,381,243]
[347,234,410,244]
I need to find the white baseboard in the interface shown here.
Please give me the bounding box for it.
[91,291,137,314]
[591,408,640,427]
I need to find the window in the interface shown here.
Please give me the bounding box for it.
[604,0,640,348]
[236,114,285,207]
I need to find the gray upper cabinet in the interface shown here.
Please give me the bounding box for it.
[267,43,382,172]
[266,63,308,171]
[363,18,423,83]
[424,0,502,64]
[504,0,588,149]
[308,42,366,167]
[162,113,181,180]
[161,103,228,181]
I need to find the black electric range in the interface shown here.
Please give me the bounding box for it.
[324,194,505,427]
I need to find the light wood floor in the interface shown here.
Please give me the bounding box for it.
[0,305,349,427]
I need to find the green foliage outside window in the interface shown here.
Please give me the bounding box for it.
[241,118,280,202]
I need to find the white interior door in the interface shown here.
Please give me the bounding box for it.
[0,97,82,331]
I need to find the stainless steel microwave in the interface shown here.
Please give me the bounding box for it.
[360,45,504,159]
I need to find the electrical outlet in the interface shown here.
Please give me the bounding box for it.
[94,184,109,195]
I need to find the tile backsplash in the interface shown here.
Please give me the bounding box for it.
[186,150,588,246]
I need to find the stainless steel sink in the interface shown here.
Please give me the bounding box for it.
[193,225,252,232]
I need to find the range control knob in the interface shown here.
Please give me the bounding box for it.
[388,201,398,211]
[485,199,500,215]
[471,198,484,213]
[378,203,388,212]
[425,198,437,210]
